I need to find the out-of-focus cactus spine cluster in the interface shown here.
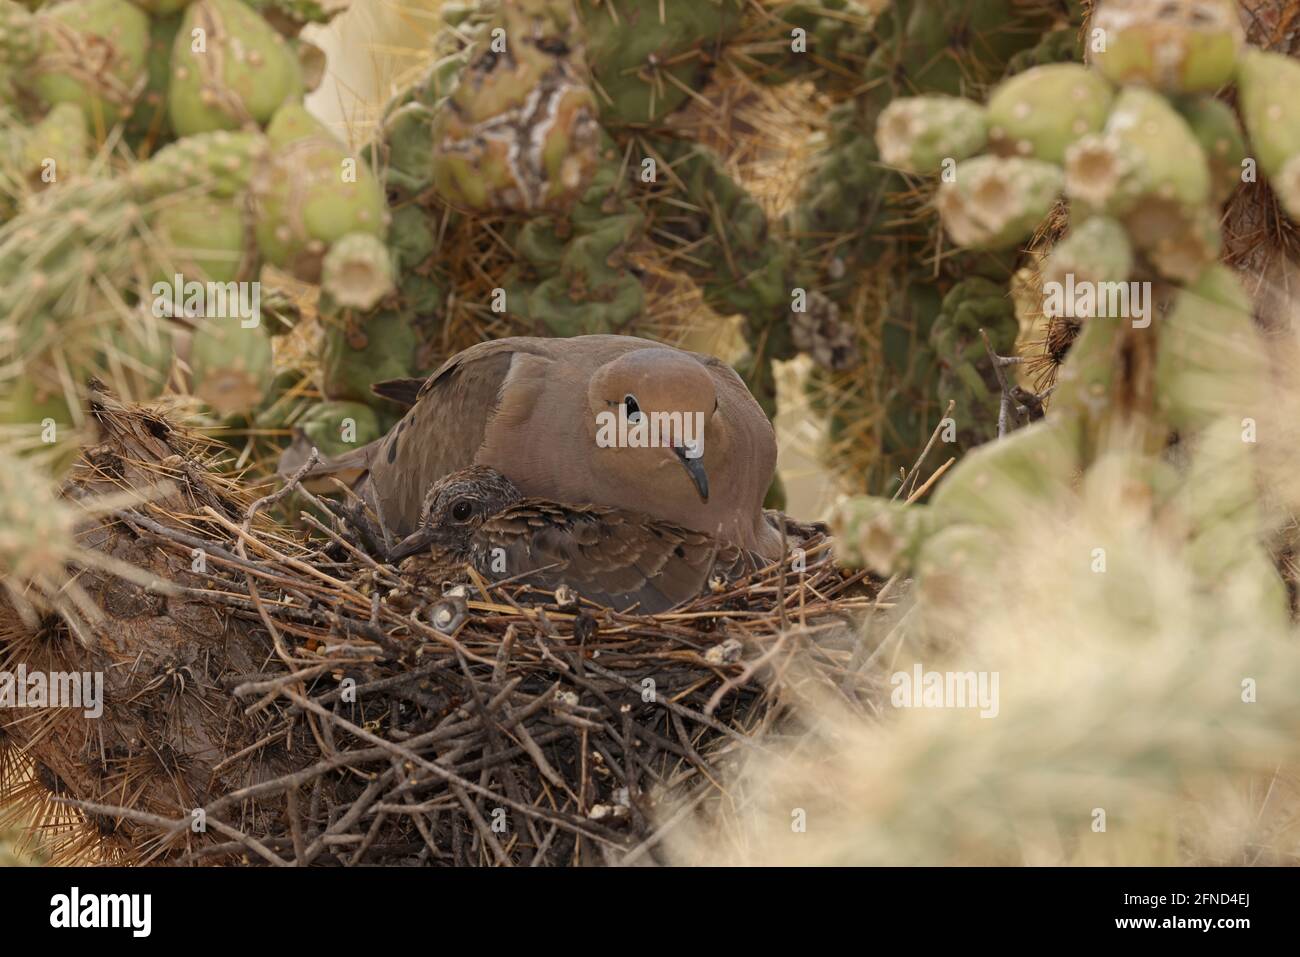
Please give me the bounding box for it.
[834,0,1300,635]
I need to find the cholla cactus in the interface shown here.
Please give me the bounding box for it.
[429,0,601,212]
[253,103,387,282]
[1236,48,1300,219]
[167,0,304,136]
[1090,0,1244,92]
[875,96,987,172]
[835,0,1297,642]
[22,0,151,130]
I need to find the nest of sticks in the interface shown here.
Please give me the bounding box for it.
[0,391,876,866]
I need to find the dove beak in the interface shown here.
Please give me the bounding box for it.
[674,445,709,502]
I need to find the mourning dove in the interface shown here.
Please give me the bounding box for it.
[388,466,763,613]
[298,335,784,558]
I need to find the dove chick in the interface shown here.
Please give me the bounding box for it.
[388,466,762,614]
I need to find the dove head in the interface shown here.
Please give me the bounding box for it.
[587,348,721,504]
[388,466,522,561]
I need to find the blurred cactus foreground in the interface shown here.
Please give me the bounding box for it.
[4,0,1300,866]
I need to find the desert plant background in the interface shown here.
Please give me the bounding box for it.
[2,0,1300,865]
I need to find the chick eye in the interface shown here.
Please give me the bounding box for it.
[623,393,642,424]
[451,500,474,522]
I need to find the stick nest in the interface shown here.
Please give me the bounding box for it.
[0,392,875,866]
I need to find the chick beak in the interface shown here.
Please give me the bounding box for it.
[388,526,437,562]
[674,445,709,502]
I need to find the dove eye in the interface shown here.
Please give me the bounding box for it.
[623,393,642,424]
[450,500,474,522]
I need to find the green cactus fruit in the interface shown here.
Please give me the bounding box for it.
[1155,264,1266,434]
[168,0,303,136]
[130,128,271,199]
[1063,132,1147,214]
[295,400,381,459]
[1091,0,1243,93]
[1105,86,1210,207]
[1175,95,1245,206]
[187,315,273,415]
[1236,49,1300,219]
[0,0,39,68]
[875,96,987,174]
[149,196,251,286]
[986,63,1114,164]
[20,102,88,187]
[253,103,386,282]
[1041,216,1133,302]
[320,231,393,311]
[381,100,434,196]
[929,417,1080,530]
[1066,86,1211,222]
[124,11,180,144]
[936,155,1063,250]
[579,0,743,124]
[431,0,600,212]
[320,310,416,404]
[29,0,150,128]
[831,494,934,575]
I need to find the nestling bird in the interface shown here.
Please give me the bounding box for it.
[286,335,784,558]
[387,466,764,614]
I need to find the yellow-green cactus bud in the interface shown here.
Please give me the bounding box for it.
[987,64,1114,164]
[1091,0,1243,93]
[830,495,934,575]
[320,231,394,310]
[1041,216,1134,307]
[936,155,1064,251]
[1175,95,1246,206]
[875,95,987,174]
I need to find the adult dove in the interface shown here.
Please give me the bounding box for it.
[388,466,762,613]
[299,335,784,558]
